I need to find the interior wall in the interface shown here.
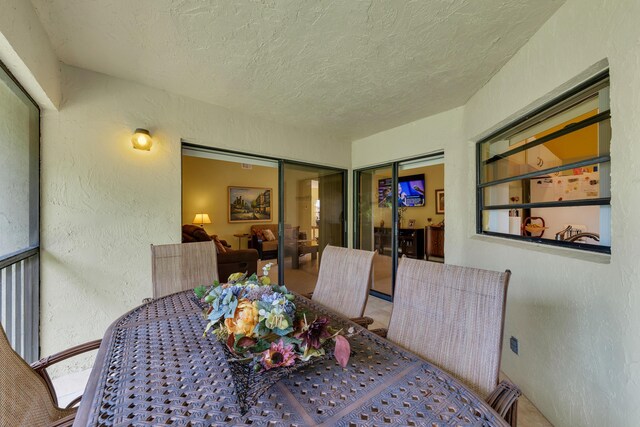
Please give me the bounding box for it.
[370,164,445,230]
[352,1,640,425]
[39,64,350,376]
[181,156,278,248]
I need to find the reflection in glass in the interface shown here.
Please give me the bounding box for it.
[0,67,40,257]
[358,166,394,297]
[282,163,344,294]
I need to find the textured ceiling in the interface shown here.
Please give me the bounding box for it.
[31,0,564,139]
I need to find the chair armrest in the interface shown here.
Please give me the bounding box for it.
[47,412,76,427]
[485,380,522,427]
[31,339,102,408]
[31,339,102,371]
[350,316,374,328]
[370,328,388,338]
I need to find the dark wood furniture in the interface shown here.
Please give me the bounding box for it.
[75,291,510,426]
[373,226,392,255]
[374,227,424,259]
[181,225,259,279]
[399,227,424,259]
[426,225,445,259]
[298,241,319,259]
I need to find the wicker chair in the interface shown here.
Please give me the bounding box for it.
[306,245,376,327]
[151,241,219,299]
[374,258,521,426]
[0,325,101,427]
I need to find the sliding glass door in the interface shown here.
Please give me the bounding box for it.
[355,153,444,300]
[281,162,346,294]
[181,144,346,291]
[355,165,395,298]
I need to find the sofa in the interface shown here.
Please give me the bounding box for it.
[248,224,280,260]
[249,224,300,265]
[181,224,258,280]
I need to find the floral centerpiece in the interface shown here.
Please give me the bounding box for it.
[194,263,351,414]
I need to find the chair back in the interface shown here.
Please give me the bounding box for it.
[151,241,219,298]
[387,258,510,397]
[312,245,375,318]
[0,325,72,426]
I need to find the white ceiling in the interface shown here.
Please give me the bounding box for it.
[31,0,564,140]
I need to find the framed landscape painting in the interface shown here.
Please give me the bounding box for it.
[228,186,272,222]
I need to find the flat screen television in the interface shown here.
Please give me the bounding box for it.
[378,174,425,207]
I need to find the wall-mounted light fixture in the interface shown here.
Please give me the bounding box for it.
[192,213,211,227]
[131,128,152,151]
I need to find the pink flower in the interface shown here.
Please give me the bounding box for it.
[260,340,296,370]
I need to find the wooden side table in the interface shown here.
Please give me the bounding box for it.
[233,233,250,249]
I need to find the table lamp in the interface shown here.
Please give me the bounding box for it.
[192,213,211,227]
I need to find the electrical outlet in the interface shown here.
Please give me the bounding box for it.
[510,336,519,355]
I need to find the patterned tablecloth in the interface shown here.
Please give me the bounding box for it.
[74,291,508,426]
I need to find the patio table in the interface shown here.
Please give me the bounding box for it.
[74,291,508,426]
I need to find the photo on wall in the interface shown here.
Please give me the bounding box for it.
[435,189,445,214]
[228,186,272,222]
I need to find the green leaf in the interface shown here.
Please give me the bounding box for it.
[194,285,208,299]
[252,339,271,353]
[279,336,302,347]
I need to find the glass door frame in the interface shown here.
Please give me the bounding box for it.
[181,142,348,287]
[353,152,444,302]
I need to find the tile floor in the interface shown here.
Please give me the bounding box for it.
[53,293,553,426]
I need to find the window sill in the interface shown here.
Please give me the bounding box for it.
[470,234,611,264]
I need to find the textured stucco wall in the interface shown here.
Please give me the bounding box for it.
[40,65,350,375]
[0,0,60,109]
[352,0,640,425]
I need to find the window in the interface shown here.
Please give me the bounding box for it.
[0,61,40,362]
[477,71,610,254]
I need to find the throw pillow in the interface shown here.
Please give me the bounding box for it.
[212,235,227,254]
[263,229,276,241]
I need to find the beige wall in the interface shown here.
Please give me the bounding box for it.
[370,164,445,230]
[353,1,640,425]
[0,0,60,109]
[4,0,640,425]
[182,156,278,248]
[39,65,350,377]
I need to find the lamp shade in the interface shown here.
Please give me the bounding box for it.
[192,213,211,226]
